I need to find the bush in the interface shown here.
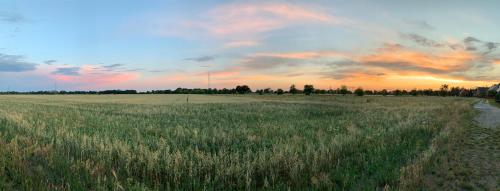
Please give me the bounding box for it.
[487,90,497,98]
[354,88,364,96]
[304,85,314,95]
[276,89,284,95]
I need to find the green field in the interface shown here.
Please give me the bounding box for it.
[0,95,476,190]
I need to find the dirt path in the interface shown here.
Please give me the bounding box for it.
[474,100,500,128]
[424,100,499,190]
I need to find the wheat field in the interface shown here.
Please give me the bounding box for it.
[0,95,475,190]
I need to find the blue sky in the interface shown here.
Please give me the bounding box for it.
[1,0,499,91]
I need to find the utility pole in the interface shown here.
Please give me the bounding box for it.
[200,65,210,90]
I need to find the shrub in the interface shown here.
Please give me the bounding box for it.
[354,88,365,96]
[304,85,314,95]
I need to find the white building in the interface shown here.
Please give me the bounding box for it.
[489,84,500,93]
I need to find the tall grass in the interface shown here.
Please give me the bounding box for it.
[0,95,474,190]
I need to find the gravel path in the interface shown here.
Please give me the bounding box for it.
[474,100,500,128]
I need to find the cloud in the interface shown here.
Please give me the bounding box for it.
[0,12,26,23]
[0,53,37,72]
[240,51,347,71]
[463,36,481,43]
[103,64,124,69]
[403,19,435,30]
[144,2,339,39]
[51,67,80,76]
[50,65,141,89]
[360,44,475,73]
[193,2,337,37]
[462,36,499,54]
[223,40,260,48]
[318,43,485,81]
[400,33,444,48]
[44,60,57,65]
[252,51,347,59]
[185,56,215,62]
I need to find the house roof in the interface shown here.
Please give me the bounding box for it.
[489,84,500,92]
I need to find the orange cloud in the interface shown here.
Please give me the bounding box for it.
[358,45,475,72]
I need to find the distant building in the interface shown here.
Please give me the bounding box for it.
[459,89,472,97]
[475,87,489,97]
[488,84,500,93]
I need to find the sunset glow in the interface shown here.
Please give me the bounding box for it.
[1,0,499,91]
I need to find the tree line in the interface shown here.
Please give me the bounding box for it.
[0,84,494,98]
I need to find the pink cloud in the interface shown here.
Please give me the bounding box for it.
[223,40,260,48]
[50,65,140,89]
[186,2,338,37]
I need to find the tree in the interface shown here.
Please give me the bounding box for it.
[393,89,402,96]
[289,84,298,94]
[496,93,500,102]
[440,84,449,96]
[354,87,364,96]
[410,89,418,96]
[380,89,388,96]
[263,88,273,94]
[450,87,461,96]
[340,85,348,96]
[487,90,497,98]
[276,89,284,95]
[303,85,314,95]
[235,85,251,94]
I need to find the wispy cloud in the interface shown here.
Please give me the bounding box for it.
[223,40,260,48]
[185,56,216,62]
[190,2,337,37]
[0,53,37,72]
[103,64,124,69]
[400,33,444,48]
[51,67,80,76]
[44,60,57,65]
[403,19,435,30]
[0,12,26,23]
[50,65,140,89]
[142,2,340,39]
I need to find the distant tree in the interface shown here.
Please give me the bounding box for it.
[340,85,349,96]
[393,89,402,96]
[256,89,264,95]
[440,84,449,96]
[263,88,273,94]
[450,87,461,96]
[303,85,314,95]
[289,84,298,94]
[354,87,364,96]
[364,90,373,95]
[402,90,408,95]
[496,93,500,102]
[235,85,251,94]
[276,89,284,95]
[410,89,418,96]
[380,89,388,96]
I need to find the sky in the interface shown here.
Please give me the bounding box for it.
[1,0,500,91]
